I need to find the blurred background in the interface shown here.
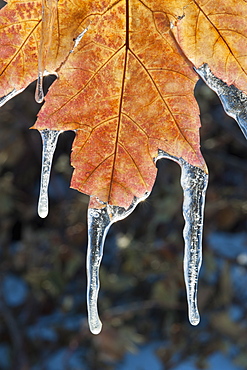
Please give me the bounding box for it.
[1,9,247,370]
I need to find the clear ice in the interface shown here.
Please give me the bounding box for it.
[38,129,61,218]
[71,27,89,51]
[196,64,247,139]
[0,88,25,108]
[35,71,44,104]
[180,159,208,325]
[156,151,208,326]
[87,193,149,334]
[86,150,208,333]
[35,0,58,103]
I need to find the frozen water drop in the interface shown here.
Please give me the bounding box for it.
[86,193,150,334]
[39,205,48,219]
[156,150,208,326]
[35,72,44,103]
[189,311,200,326]
[38,129,61,218]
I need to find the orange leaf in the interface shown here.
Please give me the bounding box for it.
[168,0,247,92]
[2,0,247,208]
[0,0,41,96]
[33,0,206,208]
[0,0,95,96]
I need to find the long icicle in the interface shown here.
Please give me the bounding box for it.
[38,129,61,218]
[180,159,208,325]
[87,194,149,334]
[155,150,208,326]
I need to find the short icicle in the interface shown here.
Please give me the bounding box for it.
[180,159,208,325]
[38,129,61,218]
[35,71,44,104]
[87,194,150,334]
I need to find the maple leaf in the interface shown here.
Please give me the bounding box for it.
[35,0,208,208]
[1,0,208,209]
[1,0,247,209]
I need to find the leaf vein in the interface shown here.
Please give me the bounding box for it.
[130,49,199,158]
[119,143,148,189]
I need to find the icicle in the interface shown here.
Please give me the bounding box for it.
[35,71,44,103]
[180,159,208,325]
[156,150,208,326]
[87,208,111,334]
[38,129,61,218]
[87,193,149,334]
[0,88,25,108]
[35,0,58,103]
[87,149,208,333]
[195,64,247,139]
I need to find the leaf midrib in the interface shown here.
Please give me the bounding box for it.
[108,0,130,204]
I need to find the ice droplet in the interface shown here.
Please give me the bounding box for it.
[38,129,61,218]
[195,64,247,139]
[87,193,150,334]
[156,150,208,326]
